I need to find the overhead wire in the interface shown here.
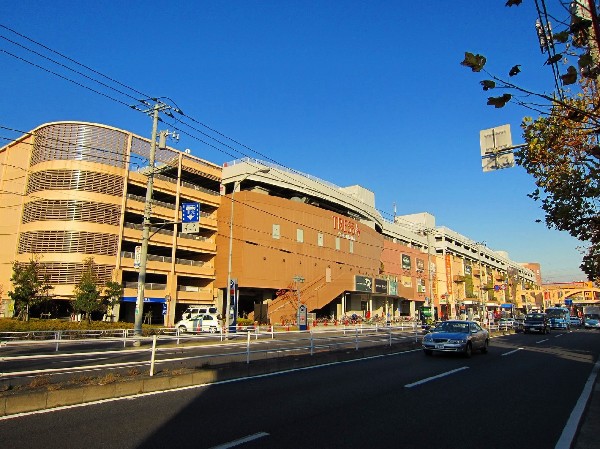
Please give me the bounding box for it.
[0,23,542,278]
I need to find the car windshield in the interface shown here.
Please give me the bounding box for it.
[526,314,544,319]
[435,322,469,333]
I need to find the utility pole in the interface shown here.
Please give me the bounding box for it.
[133,101,172,338]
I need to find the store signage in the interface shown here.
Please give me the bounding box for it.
[355,275,373,292]
[375,278,388,294]
[389,280,398,296]
[402,254,411,270]
[332,215,360,239]
[445,254,453,295]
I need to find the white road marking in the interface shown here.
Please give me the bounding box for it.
[501,348,523,356]
[555,360,600,449]
[404,367,469,388]
[209,432,270,449]
[554,334,563,338]
[0,348,421,420]
[536,339,549,344]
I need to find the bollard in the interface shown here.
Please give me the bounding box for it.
[310,330,314,356]
[355,327,359,351]
[246,331,251,364]
[149,335,157,376]
[55,330,61,352]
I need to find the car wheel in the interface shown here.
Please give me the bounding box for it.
[423,349,433,356]
[178,325,187,333]
[209,326,217,334]
[464,343,472,358]
[481,340,489,354]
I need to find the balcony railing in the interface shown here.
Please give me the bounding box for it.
[126,194,176,210]
[121,251,212,268]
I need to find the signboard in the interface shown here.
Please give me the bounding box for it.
[181,202,200,234]
[480,124,516,172]
[134,245,141,268]
[402,254,411,270]
[389,280,398,296]
[445,254,453,295]
[375,278,388,294]
[298,304,308,331]
[355,275,373,292]
[228,279,238,333]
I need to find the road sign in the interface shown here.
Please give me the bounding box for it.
[134,245,141,268]
[181,202,200,233]
[480,124,516,172]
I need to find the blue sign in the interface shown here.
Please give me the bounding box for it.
[181,202,200,223]
[565,299,573,306]
[228,279,238,333]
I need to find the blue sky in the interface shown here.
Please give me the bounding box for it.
[0,1,588,282]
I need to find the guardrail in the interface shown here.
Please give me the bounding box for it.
[0,326,424,382]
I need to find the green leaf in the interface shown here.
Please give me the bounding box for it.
[545,54,563,65]
[578,53,593,68]
[487,93,512,108]
[460,51,486,72]
[571,18,592,34]
[560,66,578,85]
[553,31,570,44]
[480,80,496,90]
[509,65,521,76]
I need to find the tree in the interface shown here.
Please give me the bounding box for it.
[103,280,123,322]
[73,257,102,323]
[8,256,53,321]
[461,1,600,283]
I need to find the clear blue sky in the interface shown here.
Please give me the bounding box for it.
[0,1,588,283]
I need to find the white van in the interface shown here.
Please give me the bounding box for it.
[181,305,218,321]
[176,313,221,333]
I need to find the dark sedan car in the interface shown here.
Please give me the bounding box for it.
[523,313,549,334]
[422,320,489,358]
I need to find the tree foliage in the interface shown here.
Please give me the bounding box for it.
[8,256,53,321]
[103,280,123,321]
[73,257,102,323]
[462,1,600,283]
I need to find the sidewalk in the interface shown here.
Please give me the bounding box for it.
[573,366,600,449]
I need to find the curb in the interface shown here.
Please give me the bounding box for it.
[0,343,417,417]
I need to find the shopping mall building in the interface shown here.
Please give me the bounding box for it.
[0,122,541,325]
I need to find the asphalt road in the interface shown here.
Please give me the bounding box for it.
[1,329,598,449]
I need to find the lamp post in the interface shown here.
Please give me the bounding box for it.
[225,167,270,333]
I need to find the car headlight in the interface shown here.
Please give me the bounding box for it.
[424,335,432,342]
[449,339,466,344]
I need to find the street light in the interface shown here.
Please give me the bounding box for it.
[225,167,270,333]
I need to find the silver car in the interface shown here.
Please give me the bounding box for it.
[422,320,489,357]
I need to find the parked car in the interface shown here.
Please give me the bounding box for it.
[513,316,525,332]
[523,313,549,334]
[181,305,219,321]
[569,316,582,327]
[498,318,515,329]
[176,313,221,333]
[422,320,489,358]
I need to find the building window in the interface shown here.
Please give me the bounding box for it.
[272,224,280,240]
[349,240,354,253]
[297,229,304,243]
[335,236,341,251]
[318,233,324,247]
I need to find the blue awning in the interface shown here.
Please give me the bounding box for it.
[501,303,513,309]
[121,296,166,303]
